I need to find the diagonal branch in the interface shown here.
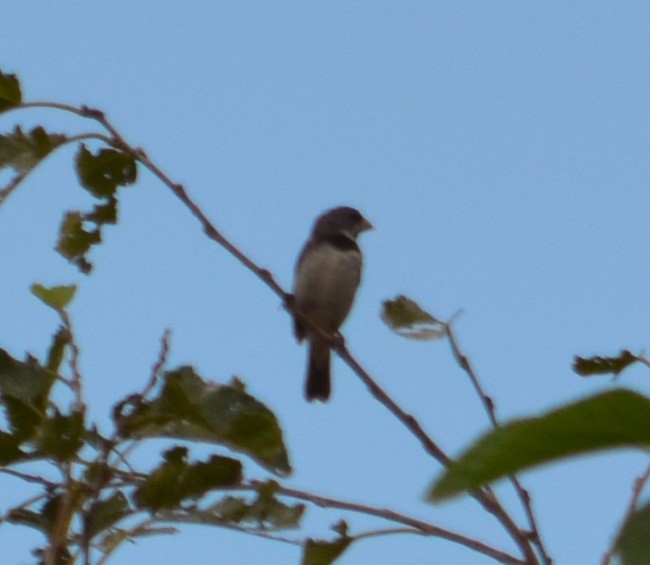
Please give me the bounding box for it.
[445,322,551,564]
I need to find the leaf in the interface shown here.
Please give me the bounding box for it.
[31,283,77,311]
[85,491,130,539]
[134,447,242,512]
[614,502,650,565]
[163,485,304,530]
[430,389,650,501]
[381,295,446,340]
[573,350,639,377]
[9,494,65,537]
[75,145,137,199]
[6,508,49,534]
[0,70,22,113]
[56,146,136,273]
[0,126,68,205]
[0,126,66,174]
[115,367,291,476]
[0,348,56,409]
[55,211,101,274]
[85,197,118,225]
[303,536,353,565]
[35,409,85,462]
[46,326,71,373]
[0,431,24,464]
[3,395,44,441]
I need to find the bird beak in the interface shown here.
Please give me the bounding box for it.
[360,217,374,232]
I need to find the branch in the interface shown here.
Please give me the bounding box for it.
[249,482,525,564]
[142,328,172,398]
[445,322,551,564]
[0,468,56,488]
[59,310,84,412]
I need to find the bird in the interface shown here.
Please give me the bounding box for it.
[292,206,373,401]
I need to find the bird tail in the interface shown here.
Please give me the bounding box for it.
[305,339,331,401]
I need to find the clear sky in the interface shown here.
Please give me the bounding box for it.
[2,3,650,564]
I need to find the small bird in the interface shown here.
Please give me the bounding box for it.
[293,206,373,401]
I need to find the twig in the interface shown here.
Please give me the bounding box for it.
[248,482,524,564]
[602,463,650,565]
[0,468,56,488]
[142,328,172,397]
[59,310,84,412]
[445,322,551,564]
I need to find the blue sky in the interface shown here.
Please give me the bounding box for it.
[2,3,650,564]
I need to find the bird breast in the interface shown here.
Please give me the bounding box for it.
[293,242,362,332]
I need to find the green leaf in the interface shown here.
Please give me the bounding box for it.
[8,493,66,537]
[6,508,49,534]
[115,367,291,476]
[58,146,135,273]
[381,295,446,340]
[0,126,66,174]
[0,431,24,464]
[614,502,650,565]
[0,126,67,205]
[162,484,304,530]
[36,409,85,462]
[573,350,639,377]
[56,211,101,273]
[3,395,44,441]
[46,326,71,373]
[303,536,353,565]
[31,283,77,311]
[0,348,56,409]
[430,390,650,501]
[134,447,242,512]
[85,197,118,225]
[85,491,130,539]
[0,70,22,113]
[75,145,137,199]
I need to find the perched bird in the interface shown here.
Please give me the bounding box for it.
[293,206,373,401]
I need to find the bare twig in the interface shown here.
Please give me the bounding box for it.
[143,328,172,397]
[246,482,524,564]
[59,310,84,412]
[0,468,56,488]
[445,322,551,564]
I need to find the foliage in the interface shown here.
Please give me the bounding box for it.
[1,67,649,565]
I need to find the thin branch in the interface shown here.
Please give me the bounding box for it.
[0,468,56,488]
[247,482,524,565]
[59,310,84,412]
[602,463,650,565]
[142,329,172,397]
[0,171,28,207]
[445,322,551,564]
